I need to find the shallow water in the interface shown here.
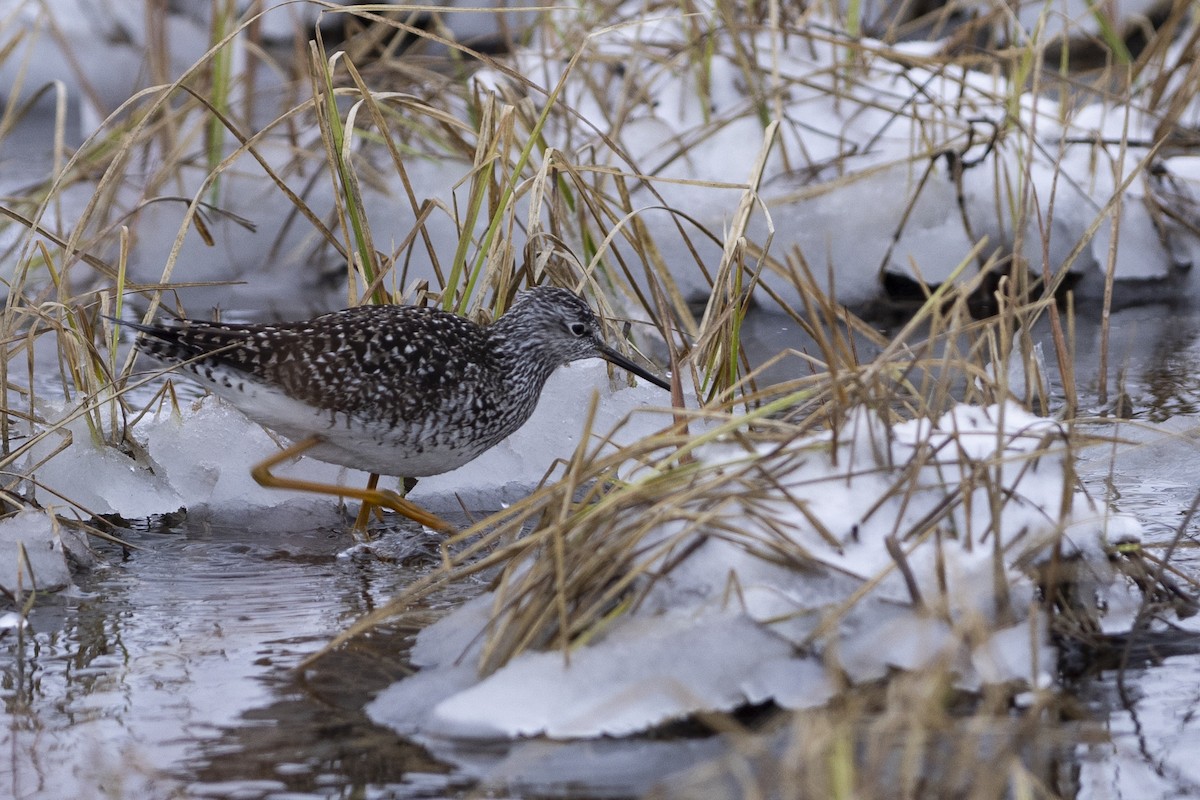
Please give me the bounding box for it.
[2,516,468,799]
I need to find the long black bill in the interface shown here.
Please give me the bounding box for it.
[596,343,672,390]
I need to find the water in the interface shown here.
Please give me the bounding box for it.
[2,516,467,799]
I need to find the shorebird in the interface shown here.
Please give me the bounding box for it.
[120,286,671,531]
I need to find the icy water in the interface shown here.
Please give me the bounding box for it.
[2,305,1200,799]
[3,514,467,799]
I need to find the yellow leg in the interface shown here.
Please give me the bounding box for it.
[250,436,454,533]
[352,473,382,531]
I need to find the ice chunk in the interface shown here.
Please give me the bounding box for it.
[0,509,72,594]
[423,611,794,740]
[25,403,183,519]
[140,397,367,512]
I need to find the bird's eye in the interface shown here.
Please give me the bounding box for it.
[568,322,589,337]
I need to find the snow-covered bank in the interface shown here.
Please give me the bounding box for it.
[366,402,1155,743]
[476,2,1200,307]
[6,1,1199,316]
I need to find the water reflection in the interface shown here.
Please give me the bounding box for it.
[1020,304,1200,421]
[2,518,463,798]
[740,300,1200,424]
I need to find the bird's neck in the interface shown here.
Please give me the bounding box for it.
[486,324,561,402]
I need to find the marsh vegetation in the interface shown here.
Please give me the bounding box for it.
[2,1,1200,797]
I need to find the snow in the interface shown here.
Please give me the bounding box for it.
[367,402,1146,742]
[417,611,800,740]
[0,611,26,635]
[469,2,1200,308]
[5,1,1196,313]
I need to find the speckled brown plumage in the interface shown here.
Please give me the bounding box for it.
[121,286,670,477]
